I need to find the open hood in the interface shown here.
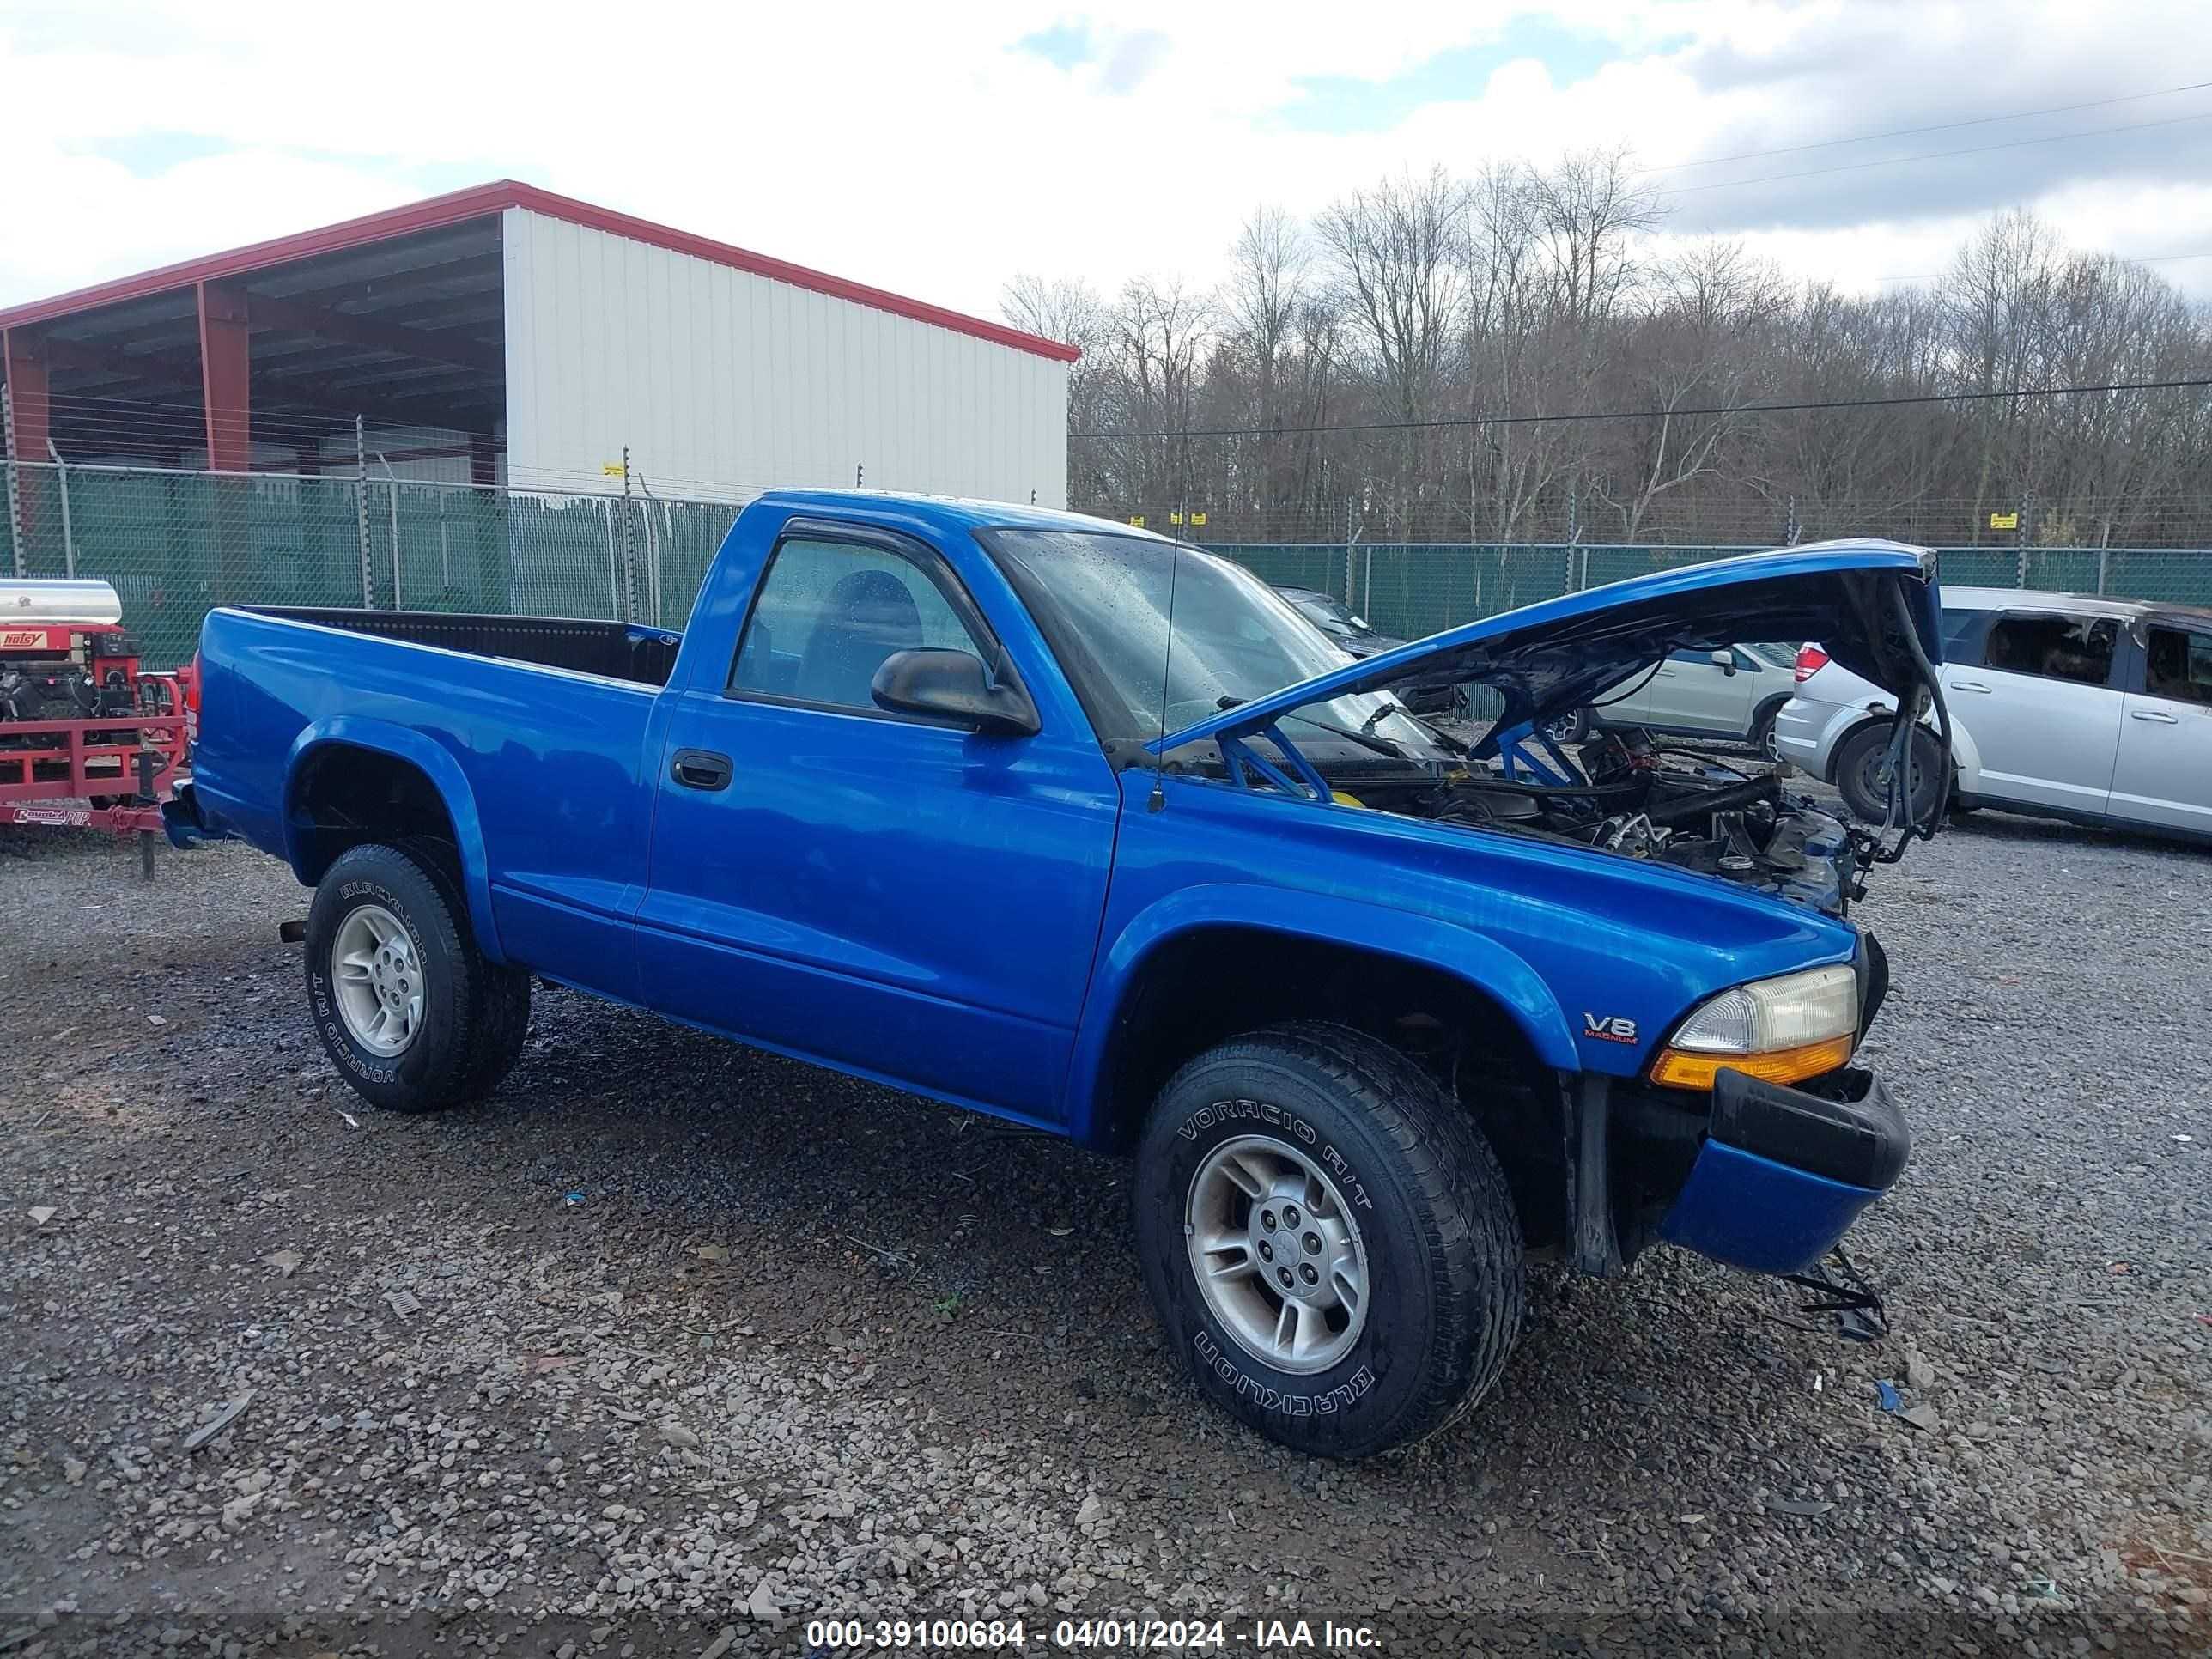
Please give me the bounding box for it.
[1151,538,1942,756]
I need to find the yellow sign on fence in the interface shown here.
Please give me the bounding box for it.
[603,462,627,479]
[1988,510,2018,530]
[1127,514,1146,528]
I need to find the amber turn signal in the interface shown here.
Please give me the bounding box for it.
[1647,1032,1856,1091]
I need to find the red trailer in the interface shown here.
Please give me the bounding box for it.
[2,580,195,876]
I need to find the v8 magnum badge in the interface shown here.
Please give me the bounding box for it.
[1583,1012,1638,1043]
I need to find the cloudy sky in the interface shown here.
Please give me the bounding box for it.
[3,0,2209,324]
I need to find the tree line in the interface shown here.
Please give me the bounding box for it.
[1002,152,2212,549]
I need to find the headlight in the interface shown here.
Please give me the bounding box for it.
[1648,963,1858,1090]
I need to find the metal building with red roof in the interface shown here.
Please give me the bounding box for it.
[0,181,1074,505]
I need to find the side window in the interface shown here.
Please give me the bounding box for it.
[1980,613,2118,688]
[2145,627,2212,708]
[731,537,988,713]
[1938,608,1983,660]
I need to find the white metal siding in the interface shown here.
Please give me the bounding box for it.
[501,209,1068,507]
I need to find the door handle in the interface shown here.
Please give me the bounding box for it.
[1948,678,1993,693]
[671,748,733,790]
[2130,708,2179,725]
[1655,668,1677,677]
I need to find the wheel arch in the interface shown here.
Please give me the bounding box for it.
[283,718,504,960]
[1066,885,1579,1154]
[1827,707,1981,794]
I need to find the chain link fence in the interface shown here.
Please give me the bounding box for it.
[3,463,744,667]
[5,459,2209,668]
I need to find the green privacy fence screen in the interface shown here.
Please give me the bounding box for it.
[5,462,2209,668]
[1224,540,2212,644]
[3,464,745,669]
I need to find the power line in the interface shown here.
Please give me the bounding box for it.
[1873,249,2212,283]
[1660,109,2212,196]
[1070,377,2212,442]
[1639,77,2212,174]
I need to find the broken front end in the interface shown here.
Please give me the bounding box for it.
[1142,539,1950,1286]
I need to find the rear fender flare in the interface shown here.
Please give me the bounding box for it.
[1066,883,1579,1146]
[283,717,505,961]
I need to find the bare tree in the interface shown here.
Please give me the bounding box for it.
[1316,167,1468,531]
[1025,178,2212,553]
[1526,146,1668,325]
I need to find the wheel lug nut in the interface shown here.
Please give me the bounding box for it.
[1284,1205,1301,1226]
[1303,1232,1322,1255]
[1300,1263,1319,1285]
[1277,1268,1295,1289]
[1258,1241,1274,1261]
[1260,1209,1276,1231]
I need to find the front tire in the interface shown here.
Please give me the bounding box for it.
[1540,706,1589,745]
[304,842,529,1114]
[1751,702,1784,765]
[1134,1023,1524,1458]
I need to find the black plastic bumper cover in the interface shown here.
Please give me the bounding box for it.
[1709,1065,1910,1192]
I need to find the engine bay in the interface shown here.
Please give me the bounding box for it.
[1353,727,1863,916]
[1199,714,1874,918]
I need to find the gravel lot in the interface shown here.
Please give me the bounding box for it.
[3,801,2207,1657]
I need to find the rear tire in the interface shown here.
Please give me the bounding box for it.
[1835,722,1944,826]
[305,842,529,1114]
[1134,1022,1524,1458]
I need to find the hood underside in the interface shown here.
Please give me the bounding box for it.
[1152,539,1942,756]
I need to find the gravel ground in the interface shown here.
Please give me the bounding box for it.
[2,801,2207,1658]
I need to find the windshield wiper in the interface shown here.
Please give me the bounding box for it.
[1219,693,1411,760]
[1360,699,1410,736]
[1288,712,1412,759]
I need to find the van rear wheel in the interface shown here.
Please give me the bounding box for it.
[1133,1022,1524,1458]
[1835,722,1944,826]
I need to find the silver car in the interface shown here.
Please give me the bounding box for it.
[1776,586,2212,839]
[1546,642,1801,759]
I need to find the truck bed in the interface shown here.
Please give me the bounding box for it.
[242,607,681,687]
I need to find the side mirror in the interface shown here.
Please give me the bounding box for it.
[1711,648,1737,677]
[872,648,1040,736]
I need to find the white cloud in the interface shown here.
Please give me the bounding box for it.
[2,0,2208,325]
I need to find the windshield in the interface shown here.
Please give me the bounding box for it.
[981,528,1440,757]
[1286,592,1361,631]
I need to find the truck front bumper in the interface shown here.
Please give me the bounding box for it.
[1658,1066,1908,1275]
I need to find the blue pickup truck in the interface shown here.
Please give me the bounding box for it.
[171,492,1948,1457]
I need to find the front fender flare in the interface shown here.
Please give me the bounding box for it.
[1065,883,1580,1147]
[283,717,506,962]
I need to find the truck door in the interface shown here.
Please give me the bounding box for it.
[2108,621,2212,835]
[635,520,1120,1123]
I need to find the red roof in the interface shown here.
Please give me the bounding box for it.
[0,179,1079,363]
